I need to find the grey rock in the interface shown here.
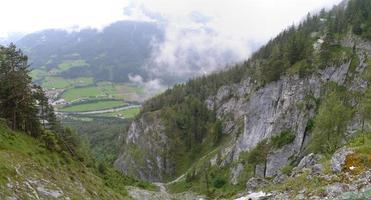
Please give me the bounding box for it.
[294,193,305,200]
[36,186,63,198]
[127,185,205,200]
[254,163,266,178]
[272,173,288,184]
[266,144,296,177]
[326,183,351,198]
[230,163,244,185]
[297,153,322,169]
[331,148,354,173]
[115,39,371,183]
[235,191,272,200]
[270,191,290,200]
[311,164,324,175]
[246,178,268,191]
[114,112,174,182]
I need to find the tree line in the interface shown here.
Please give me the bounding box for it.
[142,0,370,115]
[0,44,91,163]
[137,0,371,168]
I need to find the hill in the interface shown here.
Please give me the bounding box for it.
[16,20,164,83]
[0,120,125,199]
[0,43,156,200]
[7,21,164,159]
[114,0,371,199]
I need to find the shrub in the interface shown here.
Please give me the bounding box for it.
[271,131,296,149]
[41,130,60,151]
[281,165,294,175]
[212,177,226,188]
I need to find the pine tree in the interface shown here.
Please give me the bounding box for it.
[0,44,41,136]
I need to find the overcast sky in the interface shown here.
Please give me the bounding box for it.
[1,0,342,37]
[0,0,344,85]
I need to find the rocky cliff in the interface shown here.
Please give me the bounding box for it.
[115,1,371,198]
[115,34,370,182]
[114,111,175,182]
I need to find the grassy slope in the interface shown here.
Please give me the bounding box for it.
[0,121,128,199]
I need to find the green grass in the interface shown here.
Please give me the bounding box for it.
[60,101,126,112]
[42,76,71,89]
[69,77,94,87]
[95,107,140,118]
[62,87,104,101]
[42,77,94,91]
[61,84,121,102]
[57,59,89,72]
[0,121,126,199]
[270,131,295,149]
[30,68,48,81]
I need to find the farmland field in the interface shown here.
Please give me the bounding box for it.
[61,82,144,102]
[34,68,146,118]
[59,100,127,112]
[95,107,140,118]
[41,76,94,90]
[42,77,71,89]
[62,86,105,101]
[30,69,48,81]
[57,59,89,72]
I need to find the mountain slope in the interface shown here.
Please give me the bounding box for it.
[0,120,127,199]
[16,21,164,83]
[114,0,371,198]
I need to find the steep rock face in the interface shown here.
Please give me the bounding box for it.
[114,112,175,182]
[207,40,369,180]
[115,39,370,182]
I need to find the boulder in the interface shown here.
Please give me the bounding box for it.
[246,178,268,191]
[325,183,351,198]
[311,164,324,175]
[331,148,354,173]
[297,153,322,169]
[272,173,288,184]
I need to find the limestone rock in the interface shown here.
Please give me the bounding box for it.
[230,163,244,185]
[297,153,322,169]
[331,148,354,173]
[246,178,268,191]
[325,183,351,198]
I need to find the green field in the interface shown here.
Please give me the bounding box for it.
[30,69,48,81]
[60,100,126,112]
[57,59,89,72]
[96,107,140,118]
[42,76,71,89]
[41,76,94,90]
[62,86,109,102]
[61,82,143,102]
[69,77,94,87]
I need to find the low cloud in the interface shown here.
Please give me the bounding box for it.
[123,0,343,86]
[128,74,167,98]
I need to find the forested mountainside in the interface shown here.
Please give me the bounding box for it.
[0,44,155,199]
[15,21,163,83]
[115,0,371,199]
